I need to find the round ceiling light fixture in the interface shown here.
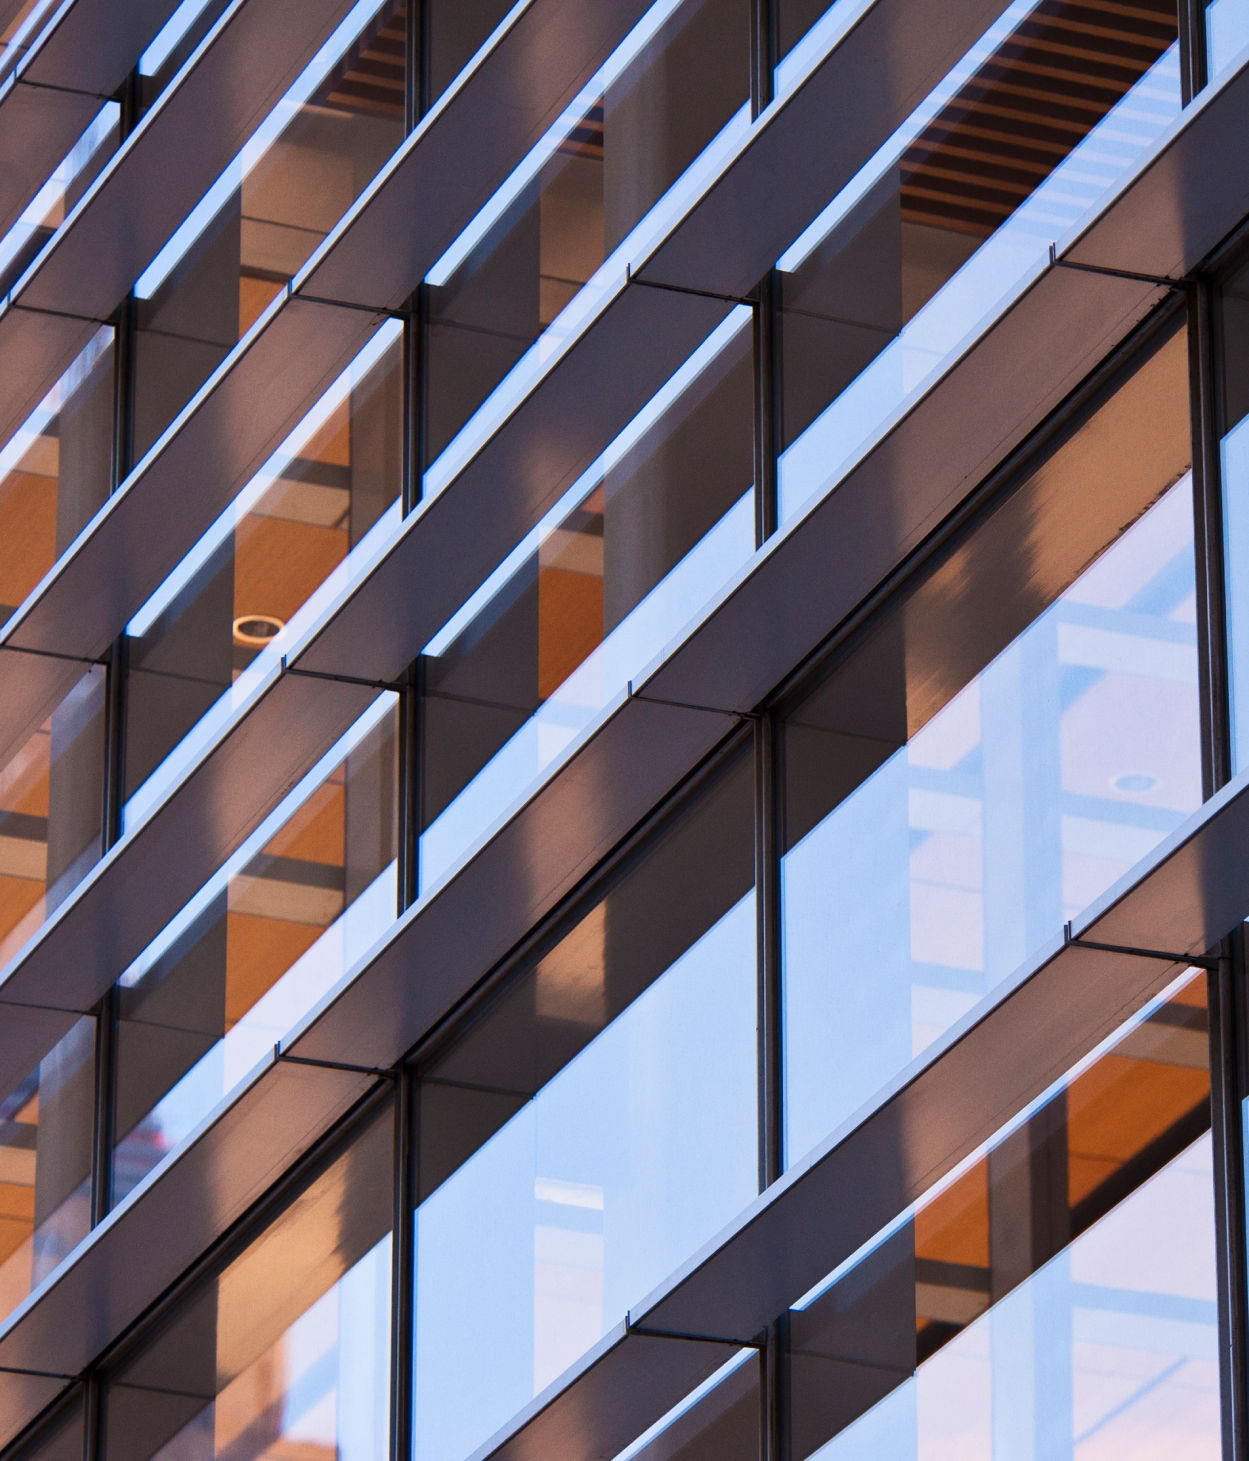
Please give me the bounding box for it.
[233,614,285,647]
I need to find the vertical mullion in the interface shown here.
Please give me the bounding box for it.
[755,711,783,1192]
[753,273,780,548]
[390,12,426,1461]
[1180,0,1208,105]
[1190,267,1249,1459]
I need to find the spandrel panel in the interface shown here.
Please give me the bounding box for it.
[111,696,397,1204]
[788,970,1219,1461]
[775,0,1181,524]
[426,0,516,104]
[418,307,754,893]
[0,105,120,300]
[0,1018,94,1324]
[782,326,1198,1170]
[137,0,237,115]
[0,330,115,625]
[123,321,402,825]
[130,0,407,461]
[623,1350,761,1461]
[106,1100,393,1461]
[422,0,749,472]
[0,664,106,968]
[413,749,757,1461]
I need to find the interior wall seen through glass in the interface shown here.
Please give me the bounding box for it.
[105,1100,393,1461]
[788,969,1219,1460]
[413,747,758,1461]
[782,324,1197,1169]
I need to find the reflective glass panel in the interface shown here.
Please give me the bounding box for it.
[413,749,757,1461]
[123,322,402,826]
[422,0,749,474]
[1218,257,1249,771]
[130,0,408,460]
[775,0,1180,524]
[419,307,754,891]
[112,695,397,1203]
[0,105,120,299]
[0,1018,94,1321]
[782,327,1198,1168]
[0,329,115,625]
[788,970,1219,1460]
[619,1350,760,1461]
[106,1101,393,1461]
[0,0,55,82]
[0,663,107,967]
[1206,0,1249,78]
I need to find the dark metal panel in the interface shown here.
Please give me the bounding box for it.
[19,0,182,92]
[465,1322,740,1461]
[0,1372,71,1452]
[637,0,1012,297]
[0,304,99,453]
[1065,50,1249,279]
[0,81,101,242]
[297,0,653,309]
[642,263,1164,716]
[5,296,380,661]
[296,282,730,683]
[0,648,85,774]
[0,1006,79,1114]
[0,670,374,1016]
[0,1053,373,1377]
[286,694,740,1071]
[11,0,351,326]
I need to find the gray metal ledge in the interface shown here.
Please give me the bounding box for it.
[0,0,183,240]
[0,0,352,449]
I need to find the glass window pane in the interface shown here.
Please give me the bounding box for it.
[782,325,1198,1169]
[0,664,107,967]
[787,969,1219,1459]
[422,0,749,475]
[1219,258,1249,772]
[130,0,408,461]
[1206,0,1248,80]
[0,330,115,625]
[419,307,755,892]
[413,747,758,1461]
[106,1100,393,1461]
[111,695,397,1202]
[775,0,1181,525]
[0,1019,95,1322]
[123,321,402,823]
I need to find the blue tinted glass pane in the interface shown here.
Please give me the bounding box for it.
[783,335,1198,1169]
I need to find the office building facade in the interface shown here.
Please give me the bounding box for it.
[0,0,1247,1456]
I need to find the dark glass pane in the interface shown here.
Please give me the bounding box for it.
[783,326,1197,1168]
[788,971,1218,1457]
[112,698,397,1202]
[130,0,408,462]
[427,0,516,104]
[123,324,402,816]
[775,0,1180,523]
[414,748,757,1461]
[419,309,754,890]
[106,1101,394,1461]
[0,1019,95,1320]
[0,329,115,624]
[422,0,749,471]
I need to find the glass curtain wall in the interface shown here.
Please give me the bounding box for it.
[105,1098,393,1461]
[774,0,1181,524]
[420,0,749,481]
[110,695,397,1204]
[787,968,1219,1459]
[782,323,1197,1168]
[412,746,757,1461]
[418,306,754,891]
